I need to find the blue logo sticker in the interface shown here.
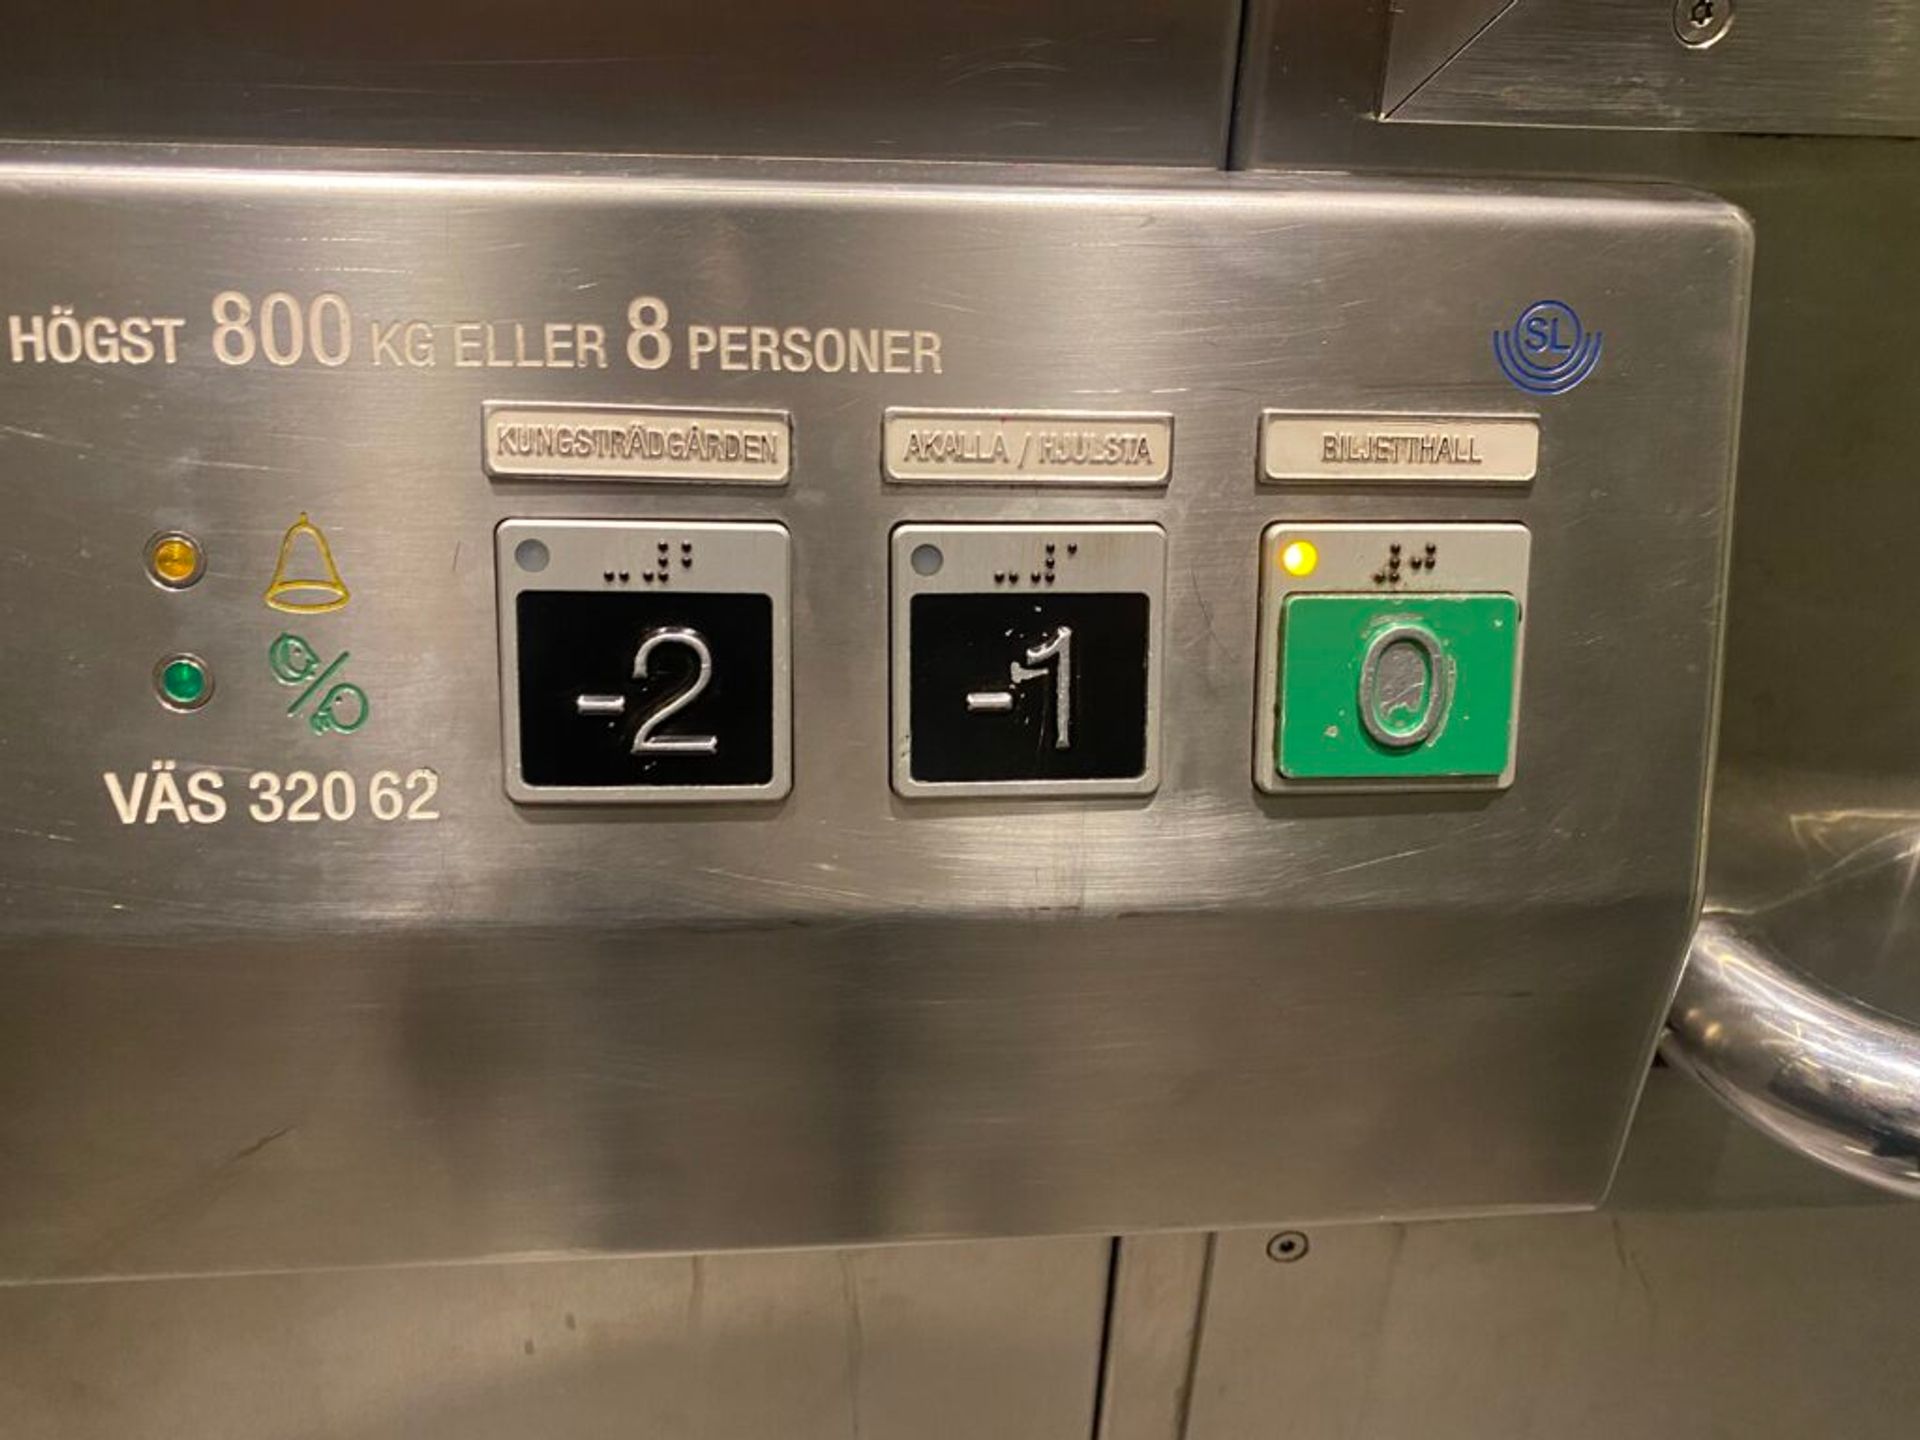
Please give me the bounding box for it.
[1493,300,1602,396]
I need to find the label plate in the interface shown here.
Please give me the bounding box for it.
[1261,412,1538,483]
[484,402,791,484]
[884,409,1172,485]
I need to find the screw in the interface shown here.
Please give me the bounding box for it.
[1266,1231,1309,1264]
[1673,0,1733,48]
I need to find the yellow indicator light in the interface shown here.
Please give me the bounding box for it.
[147,531,205,590]
[1280,539,1319,578]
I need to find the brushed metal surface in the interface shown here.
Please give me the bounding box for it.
[1382,0,1920,136]
[1094,1232,1212,1440]
[0,1236,1111,1440]
[0,0,1242,165]
[1181,1071,1920,1440]
[1239,5,1920,789]
[0,150,1748,1279]
[1379,0,1515,117]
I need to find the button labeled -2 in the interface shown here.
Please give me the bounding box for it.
[496,520,792,804]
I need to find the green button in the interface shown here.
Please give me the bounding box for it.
[1277,593,1518,780]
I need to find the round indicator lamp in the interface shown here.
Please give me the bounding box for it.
[1280,539,1319,578]
[146,530,206,590]
[154,653,214,712]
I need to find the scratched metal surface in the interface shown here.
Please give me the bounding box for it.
[1177,778,1920,1439]
[0,0,1242,164]
[0,1237,1111,1440]
[0,152,1748,1278]
[1381,0,1920,137]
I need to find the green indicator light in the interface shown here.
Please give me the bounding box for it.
[154,653,213,712]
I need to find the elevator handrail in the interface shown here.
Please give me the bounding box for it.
[1661,913,1920,1196]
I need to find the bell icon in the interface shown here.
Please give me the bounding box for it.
[264,513,351,615]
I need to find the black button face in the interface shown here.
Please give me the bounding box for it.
[516,591,774,789]
[908,592,1150,785]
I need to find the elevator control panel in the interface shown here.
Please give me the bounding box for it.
[0,155,1751,1276]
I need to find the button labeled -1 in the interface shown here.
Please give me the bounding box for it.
[891,523,1165,799]
[496,520,792,804]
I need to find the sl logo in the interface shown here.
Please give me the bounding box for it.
[1493,299,1603,396]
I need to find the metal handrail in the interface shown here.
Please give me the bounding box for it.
[1661,912,1920,1196]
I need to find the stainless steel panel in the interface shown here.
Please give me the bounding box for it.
[0,150,1747,1278]
[1095,1232,1211,1440]
[0,1236,1110,1440]
[1381,0,1920,136]
[1239,5,1920,789]
[1182,1072,1920,1440]
[1378,0,1513,119]
[0,0,1242,165]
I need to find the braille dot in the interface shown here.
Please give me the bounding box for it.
[642,572,654,583]
[1067,543,1078,556]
